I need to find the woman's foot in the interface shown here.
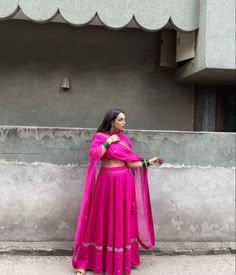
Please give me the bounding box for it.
[75,268,86,275]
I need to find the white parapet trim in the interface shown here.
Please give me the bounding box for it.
[0,0,199,31]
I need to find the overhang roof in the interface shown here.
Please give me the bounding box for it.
[0,0,199,31]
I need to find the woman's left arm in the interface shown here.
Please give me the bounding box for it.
[126,157,164,169]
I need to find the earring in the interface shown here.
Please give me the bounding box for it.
[110,123,114,132]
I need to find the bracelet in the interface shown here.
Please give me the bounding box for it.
[103,140,110,149]
[141,160,151,167]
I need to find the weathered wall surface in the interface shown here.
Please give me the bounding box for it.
[205,0,235,70]
[0,20,194,130]
[0,127,235,245]
[0,127,235,166]
[177,0,236,84]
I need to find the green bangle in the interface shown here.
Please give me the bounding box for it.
[142,160,151,167]
[142,160,147,167]
[103,140,110,149]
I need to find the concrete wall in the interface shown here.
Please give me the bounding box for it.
[177,0,236,84]
[205,0,235,70]
[0,20,194,130]
[0,126,235,245]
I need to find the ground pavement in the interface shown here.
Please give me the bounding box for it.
[0,254,235,275]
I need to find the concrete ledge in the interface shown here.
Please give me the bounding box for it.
[0,126,235,166]
[0,242,235,256]
[0,242,73,256]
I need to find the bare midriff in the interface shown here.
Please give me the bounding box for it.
[102,159,126,167]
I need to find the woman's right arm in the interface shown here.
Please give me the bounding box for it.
[100,134,120,158]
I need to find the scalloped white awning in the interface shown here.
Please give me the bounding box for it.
[0,0,199,31]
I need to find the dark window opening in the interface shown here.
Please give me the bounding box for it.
[194,86,236,132]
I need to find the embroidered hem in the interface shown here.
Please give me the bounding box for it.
[82,238,138,253]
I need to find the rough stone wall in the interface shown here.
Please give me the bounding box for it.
[0,127,235,244]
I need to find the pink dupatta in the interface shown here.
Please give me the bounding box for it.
[72,131,155,267]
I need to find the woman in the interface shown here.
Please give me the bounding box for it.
[72,108,164,275]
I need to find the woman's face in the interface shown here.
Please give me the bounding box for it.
[113,112,126,131]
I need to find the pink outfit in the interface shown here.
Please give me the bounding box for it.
[72,132,155,275]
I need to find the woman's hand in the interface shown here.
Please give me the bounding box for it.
[107,134,120,144]
[149,157,164,166]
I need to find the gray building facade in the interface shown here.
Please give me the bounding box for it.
[0,0,235,253]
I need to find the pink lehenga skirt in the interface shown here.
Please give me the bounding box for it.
[75,165,140,275]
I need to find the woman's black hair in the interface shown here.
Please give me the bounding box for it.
[96,108,125,133]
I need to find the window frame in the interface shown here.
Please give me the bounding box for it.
[194,85,235,132]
